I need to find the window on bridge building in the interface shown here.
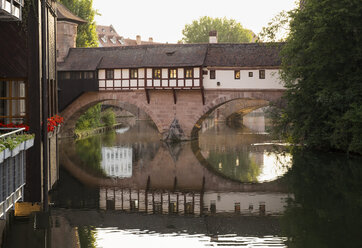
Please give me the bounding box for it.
[169,68,177,79]
[234,70,240,79]
[259,70,265,79]
[249,72,253,77]
[106,69,114,79]
[185,68,193,79]
[84,71,94,79]
[210,70,215,79]
[130,69,138,79]
[153,68,161,79]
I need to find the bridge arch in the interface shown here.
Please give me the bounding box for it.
[60,89,284,140]
[188,90,283,139]
[60,91,163,138]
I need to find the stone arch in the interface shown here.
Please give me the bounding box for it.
[60,91,163,138]
[188,90,283,139]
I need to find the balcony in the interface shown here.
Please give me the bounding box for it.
[0,127,34,219]
[0,0,23,21]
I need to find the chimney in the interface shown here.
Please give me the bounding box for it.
[136,35,141,45]
[148,37,153,43]
[209,30,218,43]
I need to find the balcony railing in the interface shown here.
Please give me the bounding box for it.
[0,0,23,21]
[0,127,33,219]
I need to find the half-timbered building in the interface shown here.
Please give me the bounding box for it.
[58,42,283,110]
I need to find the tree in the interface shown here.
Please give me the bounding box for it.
[181,16,253,43]
[75,103,102,130]
[267,0,362,154]
[59,0,98,47]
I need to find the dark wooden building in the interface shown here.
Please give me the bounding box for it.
[0,0,58,202]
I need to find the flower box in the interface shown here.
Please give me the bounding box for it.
[4,148,11,160]
[19,141,25,151]
[11,144,21,157]
[0,150,4,163]
[25,138,34,149]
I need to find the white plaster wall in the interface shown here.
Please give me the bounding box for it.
[147,68,152,78]
[203,69,284,89]
[130,80,137,87]
[114,80,121,87]
[114,69,121,79]
[98,69,105,79]
[106,80,113,88]
[122,69,129,78]
[139,68,145,78]
[194,68,200,77]
[162,68,168,77]
[178,68,183,77]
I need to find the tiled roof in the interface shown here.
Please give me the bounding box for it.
[96,25,160,47]
[58,43,283,71]
[204,43,283,67]
[56,3,86,24]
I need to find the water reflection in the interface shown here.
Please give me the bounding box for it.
[282,150,362,248]
[101,146,132,178]
[198,118,291,183]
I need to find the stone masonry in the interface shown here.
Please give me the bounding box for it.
[60,89,284,141]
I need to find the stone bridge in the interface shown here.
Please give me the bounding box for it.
[60,89,284,140]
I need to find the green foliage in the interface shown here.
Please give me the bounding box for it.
[282,150,362,247]
[268,0,362,154]
[76,103,102,131]
[101,108,116,127]
[181,16,253,43]
[58,0,98,48]
[0,133,35,151]
[78,226,97,248]
[258,10,292,42]
[75,135,105,176]
[207,151,261,182]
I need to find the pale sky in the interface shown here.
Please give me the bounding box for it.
[93,0,298,43]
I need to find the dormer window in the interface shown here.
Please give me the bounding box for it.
[153,69,161,79]
[130,69,138,79]
[110,37,116,44]
[101,36,107,43]
[169,69,177,79]
[106,69,114,79]
[185,68,193,79]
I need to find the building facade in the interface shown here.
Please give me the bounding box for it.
[0,0,58,202]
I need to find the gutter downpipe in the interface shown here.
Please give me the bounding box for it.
[41,0,49,213]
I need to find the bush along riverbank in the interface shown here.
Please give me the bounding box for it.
[74,104,121,139]
[74,122,125,139]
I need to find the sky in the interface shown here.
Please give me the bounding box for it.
[93,0,298,43]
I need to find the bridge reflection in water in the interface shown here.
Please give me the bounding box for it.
[58,113,291,216]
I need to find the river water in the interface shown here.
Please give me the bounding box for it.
[3,109,362,247]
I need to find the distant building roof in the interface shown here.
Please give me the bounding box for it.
[56,2,87,24]
[58,43,283,71]
[96,25,160,47]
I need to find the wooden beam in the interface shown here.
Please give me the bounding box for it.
[145,88,150,104]
[173,89,177,104]
[201,87,205,105]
